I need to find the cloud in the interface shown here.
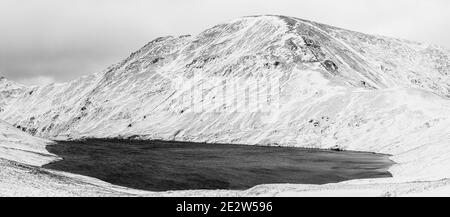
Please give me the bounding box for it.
[18,76,56,86]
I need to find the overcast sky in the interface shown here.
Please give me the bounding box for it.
[1,0,449,85]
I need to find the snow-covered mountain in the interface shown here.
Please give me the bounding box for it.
[1,15,450,181]
[0,77,26,113]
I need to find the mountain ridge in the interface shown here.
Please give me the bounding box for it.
[2,15,450,92]
[1,15,450,180]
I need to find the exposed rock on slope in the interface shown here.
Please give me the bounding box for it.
[0,77,26,113]
[1,15,450,181]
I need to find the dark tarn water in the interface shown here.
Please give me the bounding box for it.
[43,139,393,192]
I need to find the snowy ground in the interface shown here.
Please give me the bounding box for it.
[2,116,450,197]
[1,15,450,196]
[3,155,450,197]
[0,120,58,166]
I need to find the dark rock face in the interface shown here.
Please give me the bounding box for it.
[322,60,339,75]
[302,36,321,49]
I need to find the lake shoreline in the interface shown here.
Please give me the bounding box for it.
[43,139,394,192]
[54,138,395,157]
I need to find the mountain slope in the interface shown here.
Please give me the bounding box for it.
[0,119,156,196]
[0,120,57,166]
[0,77,26,113]
[1,15,450,181]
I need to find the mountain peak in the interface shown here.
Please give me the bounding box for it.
[0,16,449,139]
[0,76,25,90]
